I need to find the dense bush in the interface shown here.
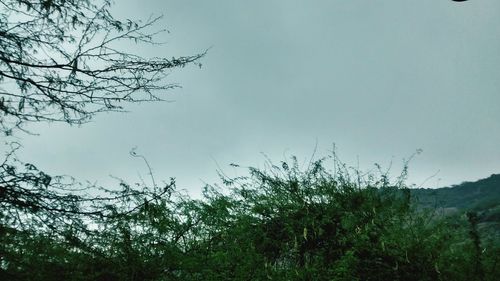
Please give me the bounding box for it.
[1,156,498,280]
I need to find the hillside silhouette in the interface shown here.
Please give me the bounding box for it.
[412,174,500,238]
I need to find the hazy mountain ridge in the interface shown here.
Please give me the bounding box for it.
[411,174,500,238]
[411,174,500,213]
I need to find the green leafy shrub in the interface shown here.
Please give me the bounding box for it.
[1,154,498,280]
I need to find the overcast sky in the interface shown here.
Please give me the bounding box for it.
[12,0,500,196]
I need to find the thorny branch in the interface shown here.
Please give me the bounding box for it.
[0,0,204,135]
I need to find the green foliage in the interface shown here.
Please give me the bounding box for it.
[2,154,498,280]
[412,174,500,212]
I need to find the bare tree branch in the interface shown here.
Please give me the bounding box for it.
[0,0,204,135]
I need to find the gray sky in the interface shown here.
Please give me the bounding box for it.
[12,0,500,196]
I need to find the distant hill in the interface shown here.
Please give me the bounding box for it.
[411,174,500,211]
[410,174,500,237]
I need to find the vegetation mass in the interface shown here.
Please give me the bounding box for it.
[1,154,499,280]
[0,1,497,280]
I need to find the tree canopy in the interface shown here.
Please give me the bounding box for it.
[0,0,203,135]
[0,0,202,273]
